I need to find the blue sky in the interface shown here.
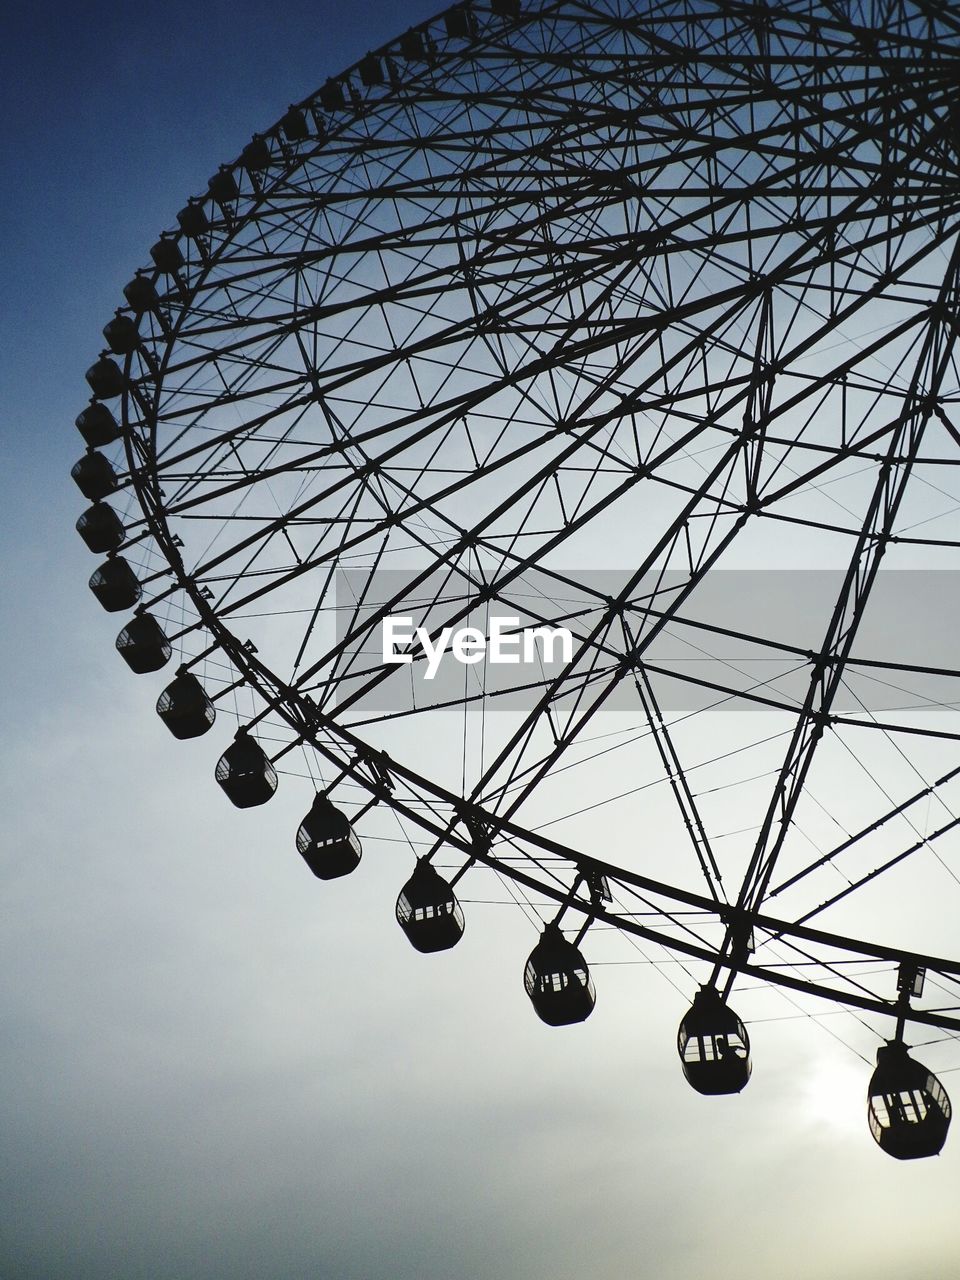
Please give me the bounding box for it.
[2,3,959,1278]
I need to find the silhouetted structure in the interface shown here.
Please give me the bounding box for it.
[69,0,960,1161]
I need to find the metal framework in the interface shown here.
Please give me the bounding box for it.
[75,0,960,1063]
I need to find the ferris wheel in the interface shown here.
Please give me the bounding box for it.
[72,0,960,1158]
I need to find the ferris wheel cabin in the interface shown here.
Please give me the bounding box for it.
[71,451,118,502]
[867,1041,952,1160]
[102,315,139,356]
[123,273,160,313]
[524,924,596,1026]
[396,860,464,952]
[215,732,278,808]
[116,615,171,674]
[89,557,141,612]
[76,502,124,554]
[76,402,120,448]
[85,356,126,400]
[156,673,216,739]
[677,986,752,1095]
[150,236,184,274]
[280,108,309,143]
[296,794,362,879]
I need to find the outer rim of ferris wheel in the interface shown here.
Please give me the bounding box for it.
[73,0,960,1048]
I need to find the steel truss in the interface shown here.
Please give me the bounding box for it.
[78,0,960,1050]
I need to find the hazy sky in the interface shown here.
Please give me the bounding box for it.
[2,3,959,1278]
